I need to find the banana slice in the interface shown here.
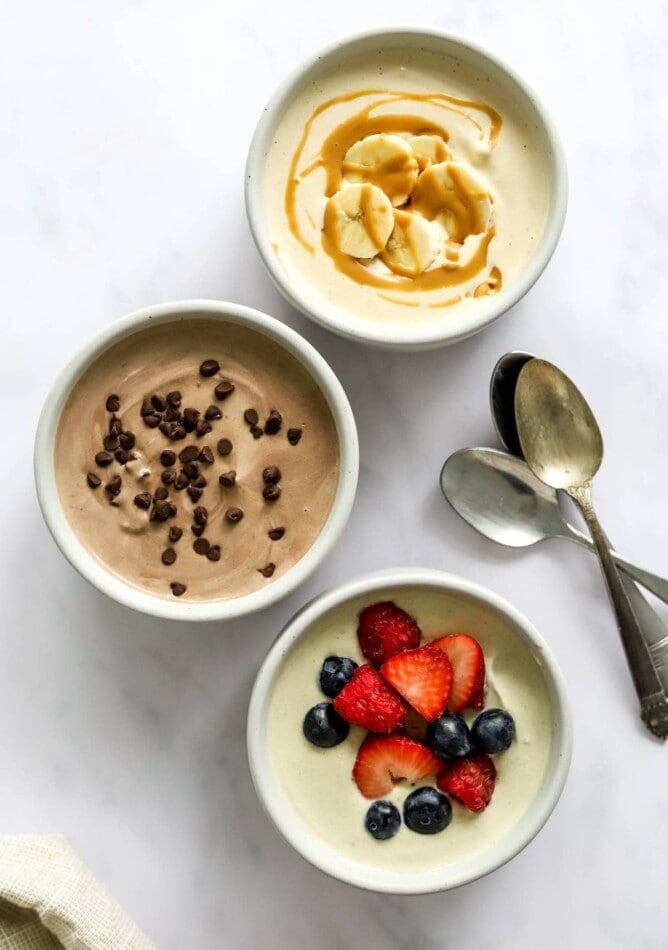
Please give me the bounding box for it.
[323,183,395,258]
[405,134,451,168]
[343,134,419,206]
[411,161,493,242]
[382,210,436,277]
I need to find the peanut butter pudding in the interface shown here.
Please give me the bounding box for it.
[263,48,550,324]
[54,320,340,601]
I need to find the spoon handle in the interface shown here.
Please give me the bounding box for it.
[568,483,668,741]
[563,524,668,605]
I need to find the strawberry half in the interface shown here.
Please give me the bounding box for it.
[437,753,497,812]
[431,634,486,712]
[380,645,452,722]
[357,601,421,666]
[333,664,406,733]
[353,734,442,799]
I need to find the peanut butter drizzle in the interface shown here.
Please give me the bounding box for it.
[411,164,488,242]
[284,87,503,300]
[473,265,503,297]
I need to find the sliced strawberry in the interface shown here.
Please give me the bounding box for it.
[431,634,486,712]
[333,664,406,733]
[380,645,452,722]
[353,734,442,799]
[357,601,421,666]
[437,753,497,812]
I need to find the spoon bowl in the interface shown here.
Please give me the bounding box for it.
[489,351,534,456]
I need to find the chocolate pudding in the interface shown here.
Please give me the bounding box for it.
[54,319,340,601]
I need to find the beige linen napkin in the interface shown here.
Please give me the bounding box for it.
[0,835,155,950]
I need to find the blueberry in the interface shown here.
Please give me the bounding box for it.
[365,800,401,840]
[403,787,452,835]
[471,708,516,754]
[302,702,349,748]
[319,655,358,698]
[427,711,472,760]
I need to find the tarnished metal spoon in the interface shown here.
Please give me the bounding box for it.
[515,358,668,740]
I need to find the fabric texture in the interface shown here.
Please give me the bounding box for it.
[0,836,155,950]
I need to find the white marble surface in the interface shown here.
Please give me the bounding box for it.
[2,1,667,947]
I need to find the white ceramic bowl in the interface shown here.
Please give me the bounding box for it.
[247,568,572,893]
[34,300,359,622]
[246,28,568,350]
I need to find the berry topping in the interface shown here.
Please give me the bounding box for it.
[431,634,486,712]
[471,708,516,754]
[319,655,358,698]
[437,753,497,812]
[364,800,402,840]
[333,664,406,733]
[427,711,473,761]
[380,645,452,722]
[302,702,350,748]
[403,787,452,835]
[352,735,441,799]
[357,601,421,666]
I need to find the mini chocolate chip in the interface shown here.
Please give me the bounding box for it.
[251,425,263,440]
[187,486,203,502]
[196,419,213,437]
[134,492,152,510]
[161,469,176,485]
[95,451,113,467]
[166,390,182,408]
[183,409,200,432]
[154,486,168,501]
[226,506,244,523]
[200,359,220,377]
[244,408,259,426]
[263,465,282,484]
[170,582,187,597]
[162,548,177,565]
[167,502,177,517]
[168,526,183,543]
[171,425,187,441]
[165,407,181,422]
[160,450,177,467]
[194,506,208,526]
[217,438,233,457]
[268,527,285,541]
[193,537,211,555]
[206,545,221,562]
[141,398,155,417]
[159,421,171,436]
[144,413,161,429]
[214,380,235,400]
[153,500,171,521]
[152,394,167,412]
[174,472,189,490]
[115,449,130,465]
[119,431,135,450]
[87,473,101,489]
[103,435,119,452]
[193,474,207,488]
[109,416,123,437]
[199,446,214,464]
[183,461,199,479]
[191,524,205,538]
[264,410,282,435]
[179,445,200,463]
[287,427,303,446]
[105,394,120,412]
[218,470,237,488]
[105,475,122,497]
[263,484,281,502]
[258,563,276,578]
[204,404,222,421]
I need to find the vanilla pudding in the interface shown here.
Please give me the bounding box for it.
[262,46,550,331]
[266,585,552,873]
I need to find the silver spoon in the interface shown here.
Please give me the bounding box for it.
[440,447,668,603]
[515,358,668,740]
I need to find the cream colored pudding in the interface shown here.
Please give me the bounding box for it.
[263,49,550,325]
[54,319,339,601]
[267,587,552,871]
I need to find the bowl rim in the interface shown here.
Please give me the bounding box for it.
[247,567,573,893]
[245,26,569,350]
[33,299,359,622]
